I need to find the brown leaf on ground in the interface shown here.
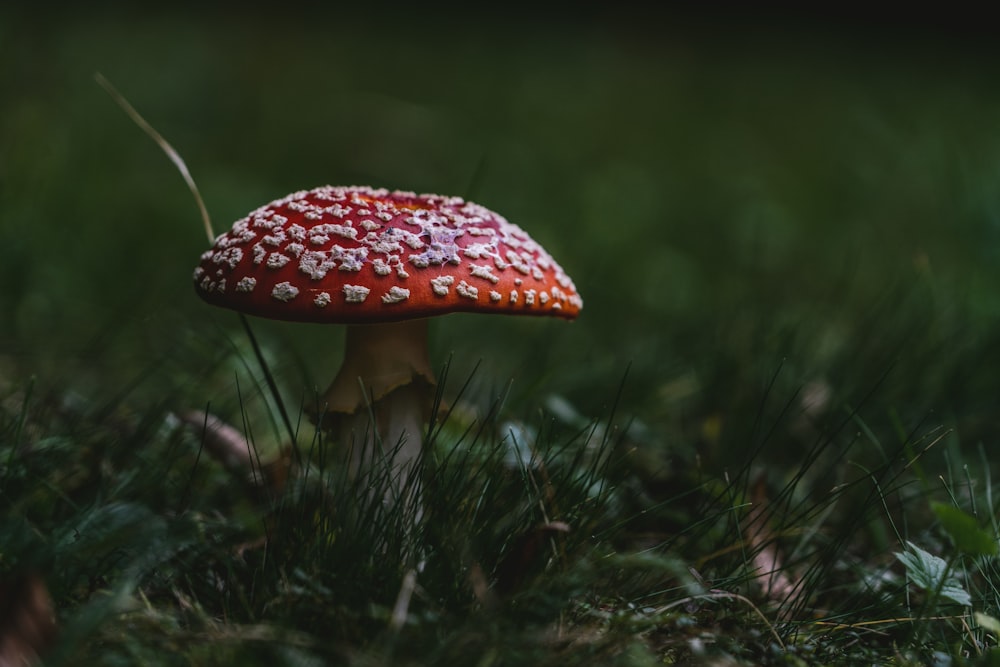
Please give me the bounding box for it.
[742,473,798,606]
[179,410,293,497]
[493,521,570,597]
[0,572,57,667]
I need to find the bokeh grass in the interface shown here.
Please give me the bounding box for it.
[4,7,1000,665]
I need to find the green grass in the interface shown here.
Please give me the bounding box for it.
[4,7,1000,665]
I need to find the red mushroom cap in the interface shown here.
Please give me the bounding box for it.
[193,186,583,324]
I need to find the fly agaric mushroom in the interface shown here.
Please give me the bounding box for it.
[193,185,582,512]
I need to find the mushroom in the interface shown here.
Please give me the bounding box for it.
[193,185,582,517]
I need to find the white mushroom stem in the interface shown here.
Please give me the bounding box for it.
[318,319,436,518]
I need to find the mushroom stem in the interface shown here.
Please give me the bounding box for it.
[318,320,436,516]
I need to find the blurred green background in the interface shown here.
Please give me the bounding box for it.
[3,7,1000,468]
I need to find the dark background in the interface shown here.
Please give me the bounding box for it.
[3,6,1000,467]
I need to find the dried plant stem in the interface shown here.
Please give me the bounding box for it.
[94,72,215,244]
